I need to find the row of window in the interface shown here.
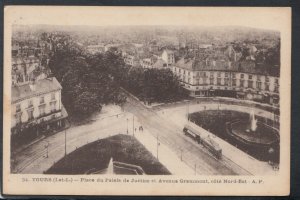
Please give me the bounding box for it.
[182,78,279,93]
[15,101,57,124]
[174,68,279,84]
[16,93,56,112]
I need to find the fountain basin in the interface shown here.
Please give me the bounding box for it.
[228,120,279,147]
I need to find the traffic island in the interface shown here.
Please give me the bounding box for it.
[45,134,171,175]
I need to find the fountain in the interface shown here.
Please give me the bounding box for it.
[246,110,258,133]
[226,109,279,162]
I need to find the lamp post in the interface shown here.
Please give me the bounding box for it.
[64,129,67,156]
[133,115,135,137]
[186,101,190,122]
[180,149,183,161]
[126,118,129,134]
[156,134,160,160]
[44,141,49,158]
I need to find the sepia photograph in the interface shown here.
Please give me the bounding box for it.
[3,6,291,196]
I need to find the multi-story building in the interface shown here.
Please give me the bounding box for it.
[140,58,153,69]
[12,41,47,58]
[11,56,48,86]
[123,54,140,67]
[140,57,167,69]
[86,44,105,54]
[172,57,280,105]
[161,49,175,66]
[11,77,68,137]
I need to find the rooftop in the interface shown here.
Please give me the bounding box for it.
[12,56,40,64]
[163,49,174,55]
[12,77,62,103]
[175,57,279,77]
[153,58,166,68]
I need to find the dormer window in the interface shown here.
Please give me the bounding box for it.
[40,96,45,104]
[51,93,56,100]
[212,60,216,66]
[28,100,33,108]
[228,61,231,68]
[16,104,21,112]
[265,77,270,82]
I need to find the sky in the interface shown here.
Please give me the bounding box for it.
[5,6,291,31]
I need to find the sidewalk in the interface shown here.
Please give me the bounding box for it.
[13,105,194,175]
[153,97,279,116]
[13,106,129,174]
[128,115,195,175]
[157,106,278,175]
[12,119,71,155]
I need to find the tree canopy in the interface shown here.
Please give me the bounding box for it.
[46,33,187,120]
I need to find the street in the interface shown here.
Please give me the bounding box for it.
[12,95,278,175]
[123,95,250,175]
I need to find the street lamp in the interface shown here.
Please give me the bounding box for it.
[156,134,160,160]
[64,129,67,156]
[126,118,129,134]
[44,141,49,158]
[180,149,183,161]
[133,115,135,137]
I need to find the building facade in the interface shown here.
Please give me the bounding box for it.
[11,77,68,137]
[172,58,279,105]
[11,56,49,86]
[86,44,105,54]
[161,49,175,65]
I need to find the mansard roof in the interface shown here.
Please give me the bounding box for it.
[12,77,62,103]
[175,57,279,77]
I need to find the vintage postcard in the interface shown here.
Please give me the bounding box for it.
[3,6,291,196]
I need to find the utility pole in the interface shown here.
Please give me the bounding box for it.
[157,134,159,160]
[127,118,129,134]
[180,149,183,161]
[45,141,49,158]
[133,115,135,137]
[186,101,190,122]
[194,164,197,175]
[64,129,67,156]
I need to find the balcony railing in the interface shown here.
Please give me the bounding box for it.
[38,109,61,119]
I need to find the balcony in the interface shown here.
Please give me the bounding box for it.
[26,104,34,110]
[38,109,61,120]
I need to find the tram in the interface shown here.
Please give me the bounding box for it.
[183,123,222,159]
